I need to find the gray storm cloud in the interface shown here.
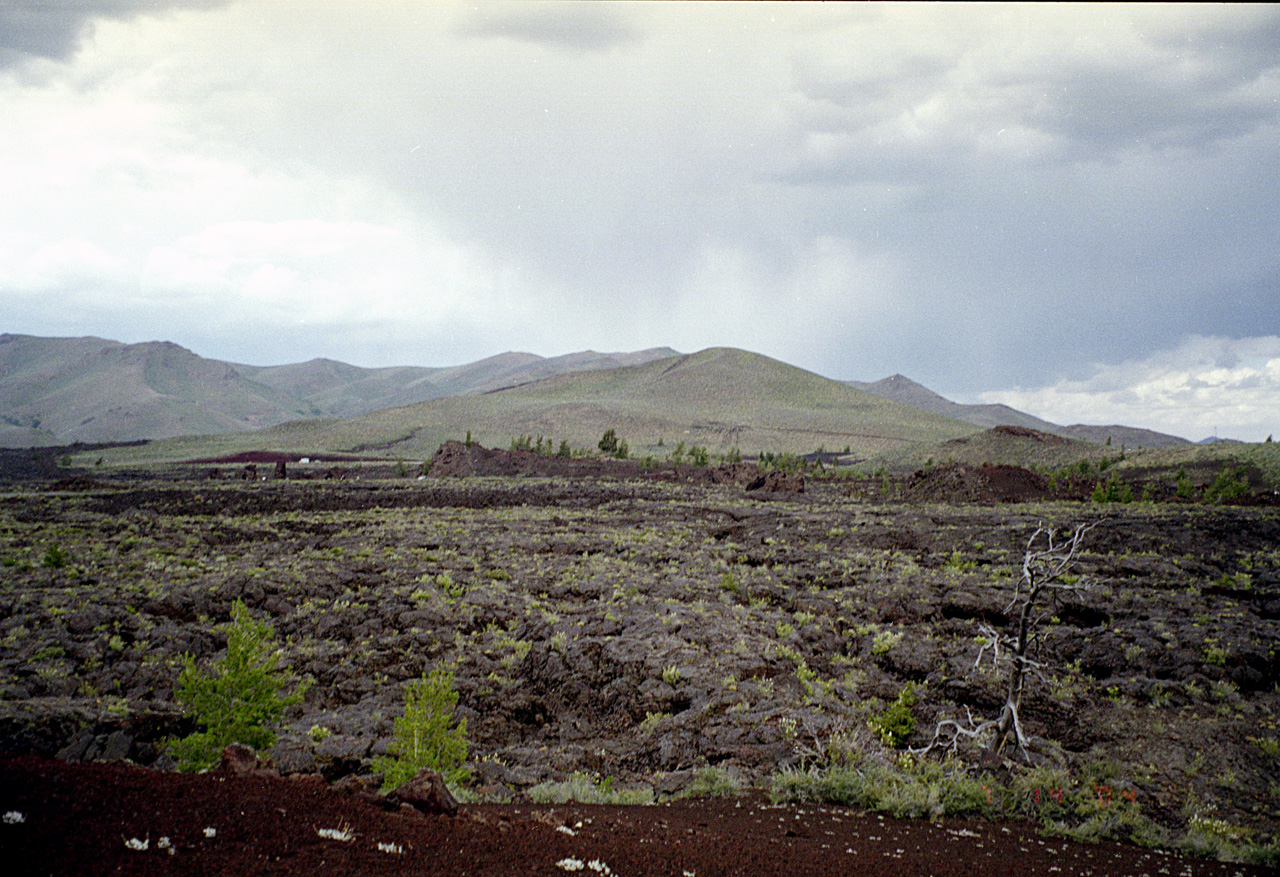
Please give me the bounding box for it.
[0,0,222,66]
[1,2,1277,439]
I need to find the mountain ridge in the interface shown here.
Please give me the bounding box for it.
[847,373,1189,449]
[1,332,1189,451]
[0,334,680,446]
[249,345,980,461]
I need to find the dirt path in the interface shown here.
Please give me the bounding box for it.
[1,756,1267,876]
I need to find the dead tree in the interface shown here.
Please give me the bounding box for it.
[918,521,1097,761]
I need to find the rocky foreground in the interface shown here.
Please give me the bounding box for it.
[0,450,1277,865]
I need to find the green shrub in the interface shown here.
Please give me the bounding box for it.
[1092,476,1133,503]
[41,544,67,569]
[871,628,902,656]
[760,451,803,473]
[598,429,619,454]
[1176,466,1196,500]
[169,599,308,771]
[868,682,919,748]
[374,668,471,792]
[1205,465,1248,503]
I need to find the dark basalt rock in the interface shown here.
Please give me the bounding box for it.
[383,768,459,817]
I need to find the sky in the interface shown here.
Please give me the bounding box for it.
[1,2,1278,442]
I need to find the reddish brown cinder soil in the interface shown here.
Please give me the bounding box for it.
[1,756,1266,877]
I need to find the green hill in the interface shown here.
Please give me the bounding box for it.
[0,334,311,445]
[89,347,982,465]
[860,425,1120,474]
[848,374,1190,449]
[231,347,981,461]
[0,334,680,446]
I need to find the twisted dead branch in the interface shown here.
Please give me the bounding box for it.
[916,521,1098,761]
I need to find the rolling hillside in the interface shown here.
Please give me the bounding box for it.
[0,334,677,446]
[3,332,1192,463]
[0,334,311,446]
[234,347,983,462]
[234,347,681,417]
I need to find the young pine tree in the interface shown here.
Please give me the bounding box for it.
[374,668,471,791]
[169,599,308,771]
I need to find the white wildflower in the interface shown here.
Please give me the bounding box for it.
[157,837,171,849]
[557,858,585,871]
[203,827,216,838]
[587,859,612,874]
[556,824,577,836]
[2,811,23,824]
[125,837,149,851]
[317,825,355,842]
[377,841,404,855]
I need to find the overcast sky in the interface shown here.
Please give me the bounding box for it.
[2,2,1278,441]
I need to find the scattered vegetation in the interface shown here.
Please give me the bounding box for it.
[3,465,1277,862]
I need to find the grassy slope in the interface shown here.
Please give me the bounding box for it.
[2,336,685,446]
[228,349,684,418]
[281,347,981,459]
[862,428,1119,473]
[87,348,982,465]
[1112,440,1280,488]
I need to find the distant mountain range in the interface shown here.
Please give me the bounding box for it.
[0,334,677,447]
[0,333,1190,452]
[847,374,1189,450]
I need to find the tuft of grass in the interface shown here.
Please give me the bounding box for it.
[527,772,654,805]
[771,755,994,820]
[675,767,742,799]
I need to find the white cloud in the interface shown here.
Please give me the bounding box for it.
[4,238,123,292]
[980,336,1280,442]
